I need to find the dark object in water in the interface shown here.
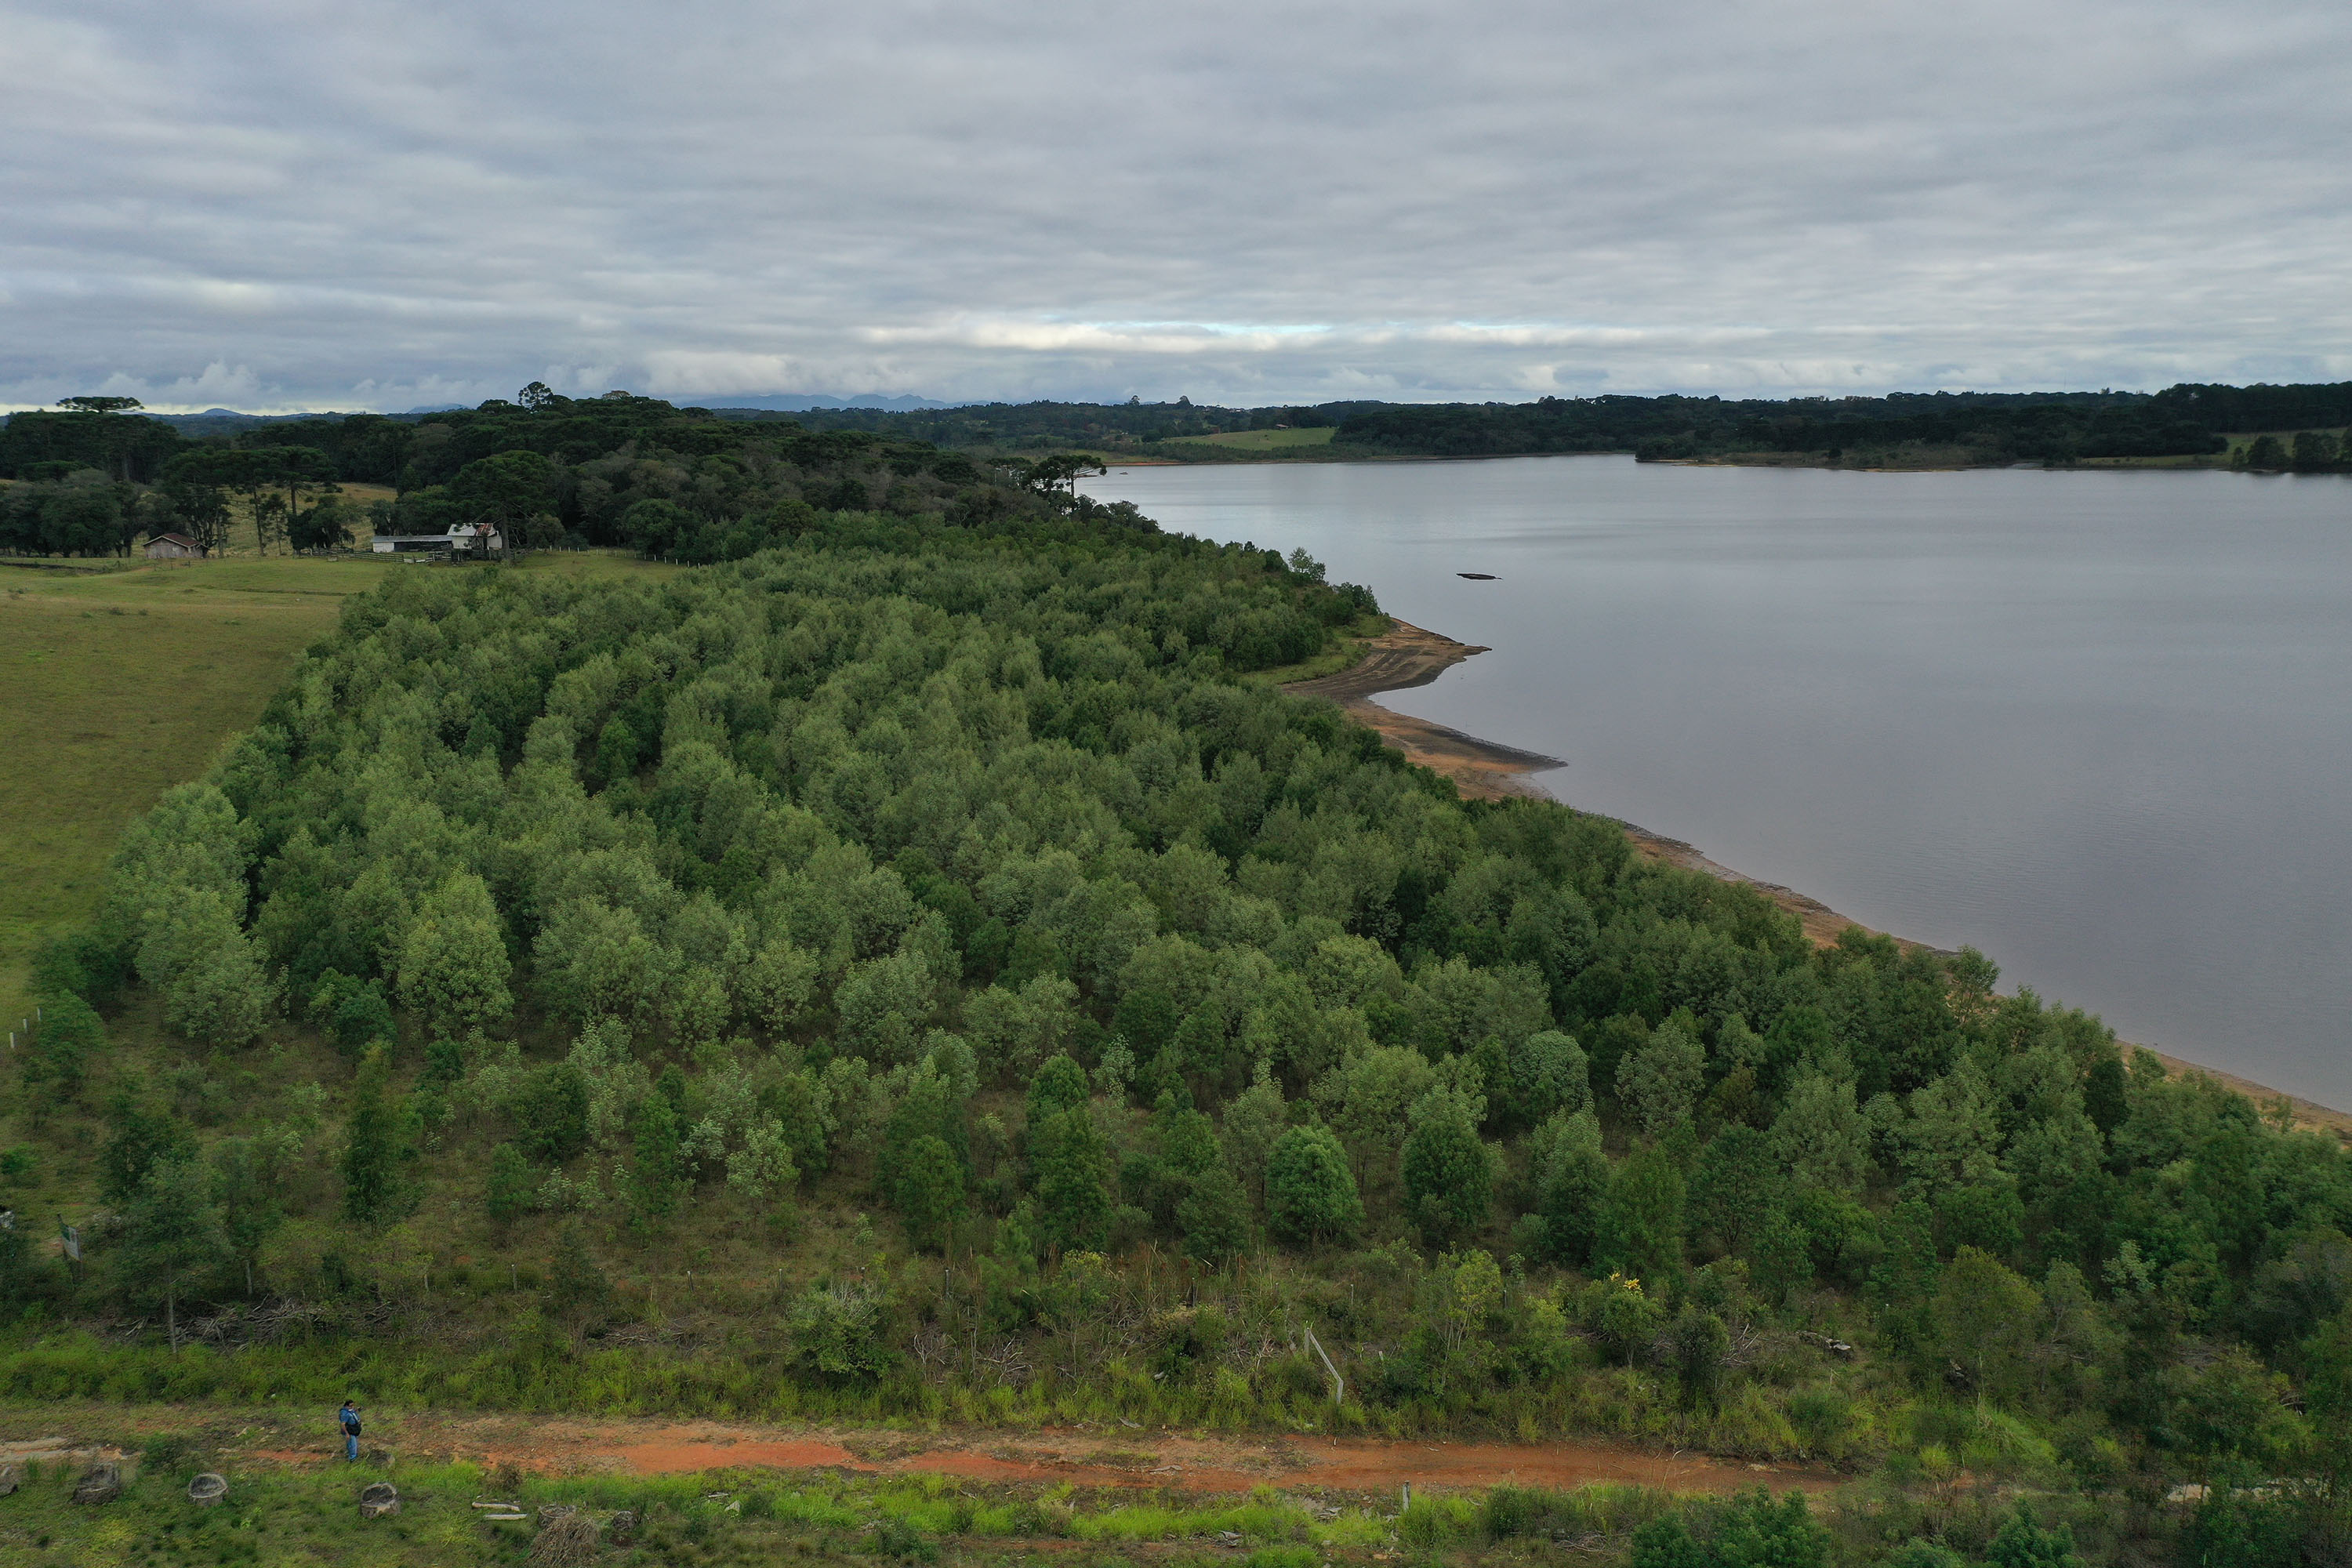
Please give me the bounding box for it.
[1457,572,1496,580]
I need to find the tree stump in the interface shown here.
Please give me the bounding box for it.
[188,1473,228,1508]
[73,1463,122,1505]
[359,1481,401,1518]
[0,1464,20,1497]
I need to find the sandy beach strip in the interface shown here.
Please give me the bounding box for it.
[1283,617,2352,1134]
[1279,619,1563,800]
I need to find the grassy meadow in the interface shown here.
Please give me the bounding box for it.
[1162,427,1338,452]
[2078,428,2351,469]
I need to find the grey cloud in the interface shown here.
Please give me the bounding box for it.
[3,0,2348,410]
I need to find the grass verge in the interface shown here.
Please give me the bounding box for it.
[0,1441,1733,1568]
[1161,428,1338,452]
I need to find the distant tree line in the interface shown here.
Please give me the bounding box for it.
[1336,387,2352,466]
[5,379,2347,559]
[765,383,2352,467]
[0,387,1073,557]
[762,397,1372,452]
[0,440,366,557]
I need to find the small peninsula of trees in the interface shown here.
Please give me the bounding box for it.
[6,390,2352,1565]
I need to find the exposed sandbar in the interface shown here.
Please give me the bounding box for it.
[1281,619,1562,800]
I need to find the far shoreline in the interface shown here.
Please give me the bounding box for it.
[1094,446,2270,475]
[1283,618,2352,1135]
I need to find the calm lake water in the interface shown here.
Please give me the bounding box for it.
[1080,456,2352,1107]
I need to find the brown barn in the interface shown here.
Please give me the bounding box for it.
[143,533,205,560]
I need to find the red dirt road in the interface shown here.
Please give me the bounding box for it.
[210,1416,1834,1497]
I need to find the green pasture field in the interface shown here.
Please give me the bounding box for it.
[0,550,672,1028]
[2078,429,2348,468]
[1162,427,1338,452]
[2218,428,2352,459]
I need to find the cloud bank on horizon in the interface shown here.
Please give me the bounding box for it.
[3,0,2348,413]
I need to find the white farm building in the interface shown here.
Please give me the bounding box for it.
[370,521,504,556]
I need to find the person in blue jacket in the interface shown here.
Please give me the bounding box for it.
[338,1401,361,1461]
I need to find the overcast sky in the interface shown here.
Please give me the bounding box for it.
[3,1,2348,412]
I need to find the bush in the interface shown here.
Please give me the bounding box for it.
[1667,1306,1730,1409]
[139,1433,198,1479]
[1402,1094,1491,1247]
[1981,1501,2087,1567]
[508,1062,591,1164]
[30,930,130,1011]
[1243,1548,1316,1568]
[485,1142,535,1225]
[1483,1486,1572,1541]
[893,1134,964,1251]
[870,1517,938,1561]
[786,1283,893,1385]
[1586,1273,1662,1367]
[24,993,102,1101]
[1632,1489,1829,1568]
[1484,1486,1665,1543]
[1785,1387,1851,1457]
[547,1221,611,1321]
[316,973,395,1055]
[2180,1483,2304,1568]
[1265,1126,1361,1246]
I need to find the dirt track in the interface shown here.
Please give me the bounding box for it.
[8,1411,1831,1497]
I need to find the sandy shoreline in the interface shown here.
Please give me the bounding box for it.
[1280,620,1565,799]
[1281,620,1889,940]
[1284,619,2352,1134]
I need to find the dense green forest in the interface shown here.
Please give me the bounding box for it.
[1333,385,2352,466]
[726,396,1377,453]
[6,397,2352,1564]
[6,376,2350,559]
[0,390,1051,557]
